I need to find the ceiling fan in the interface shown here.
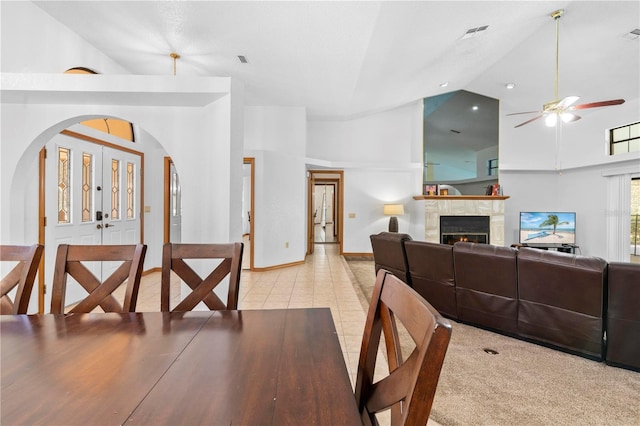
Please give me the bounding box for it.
[508,9,625,128]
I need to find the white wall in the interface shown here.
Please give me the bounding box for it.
[307,101,424,253]
[244,106,307,268]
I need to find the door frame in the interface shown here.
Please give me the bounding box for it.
[38,129,144,313]
[163,157,173,244]
[243,157,255,270]
[307,170,344,255]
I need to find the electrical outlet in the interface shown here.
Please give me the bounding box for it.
[144,206,151,213]
[348,213,356,219]
[285,241,289,248]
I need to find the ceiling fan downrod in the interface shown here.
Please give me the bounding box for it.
[551,9,564,103]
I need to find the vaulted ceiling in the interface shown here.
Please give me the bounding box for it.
[34,1,639,122]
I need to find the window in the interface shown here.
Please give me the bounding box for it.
[487,158,498,176]
[111,159,120,220]
[58,147,71,223]
[64,67,135,142]
[610,121,639,155]
[126,162,135,219]
[632,178,640,258]
[81,153,93,222]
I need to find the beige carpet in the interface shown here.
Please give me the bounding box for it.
[345,259,640,426]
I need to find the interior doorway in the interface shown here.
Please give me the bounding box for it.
[242,158,255,270]
[307,170,343,255]
[313,182,337,244]
[164,157,182,243]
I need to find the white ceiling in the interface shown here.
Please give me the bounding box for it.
[34,1,639,121]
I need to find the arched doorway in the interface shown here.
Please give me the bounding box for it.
[6,115,172,313]
[39,122,151,312]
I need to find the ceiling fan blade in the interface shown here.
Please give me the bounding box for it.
[572,99,625,110]
[515,115,543,128]
[557,96,580,109]
[506,110,541,116]
[562,112,581,123]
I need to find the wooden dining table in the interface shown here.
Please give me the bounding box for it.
[1,308,361,425]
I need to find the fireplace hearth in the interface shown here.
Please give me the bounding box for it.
[440,216,490,245]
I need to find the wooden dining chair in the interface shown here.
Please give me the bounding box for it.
[161,242,243,312]
[354,269,452,426]
[1,244,44,314]
[50,244,147,314]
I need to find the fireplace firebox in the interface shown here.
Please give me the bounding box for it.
[440,216,490,245]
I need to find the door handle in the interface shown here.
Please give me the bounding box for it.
[104,223,114,228]
[96,224,103,229]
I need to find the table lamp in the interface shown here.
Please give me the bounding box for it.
[383,204,404,232]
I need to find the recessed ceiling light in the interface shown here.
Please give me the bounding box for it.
[472,105,479,111]
[440,82,449,88]
[505,83,516,89]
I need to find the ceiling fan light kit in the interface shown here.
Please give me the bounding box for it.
[508,9,625,128]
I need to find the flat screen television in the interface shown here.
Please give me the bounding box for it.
[519,212,576,246]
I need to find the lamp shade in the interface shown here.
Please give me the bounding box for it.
[383,204,404,216]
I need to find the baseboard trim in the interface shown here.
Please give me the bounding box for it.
[251,260,305,272]
[343,252,373,259]
[143,267,161,276]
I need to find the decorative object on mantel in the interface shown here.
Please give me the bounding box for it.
[440,188,449,196]
[413,195,510,200]
[425,184,438,196]
[383,204,404,232]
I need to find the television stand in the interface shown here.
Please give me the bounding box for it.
[515,243,579,254]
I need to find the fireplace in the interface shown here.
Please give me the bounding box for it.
[440,216,490,245]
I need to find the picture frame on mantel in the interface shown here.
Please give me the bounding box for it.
[439,188,449,196]
[425,184,438,196]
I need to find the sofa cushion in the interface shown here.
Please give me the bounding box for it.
[453,242,519,334]
[405,240,457,319]
[517,247,607,359]
[606,262,640,370]
[370,232,412,286]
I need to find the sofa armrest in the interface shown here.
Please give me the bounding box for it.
[606,262,640,370]
[370,232,412,286]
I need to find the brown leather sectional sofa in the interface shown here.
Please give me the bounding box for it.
[369,232,640,371]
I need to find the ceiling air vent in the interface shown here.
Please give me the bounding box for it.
[462,25,489,39]
[238,55,248,64]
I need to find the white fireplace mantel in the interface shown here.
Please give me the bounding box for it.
[413,196,509,246]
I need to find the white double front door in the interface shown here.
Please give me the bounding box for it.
[44,133,141,309]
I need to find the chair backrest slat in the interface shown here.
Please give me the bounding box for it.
[1,244,44,314]
[50,244,147,314]
[355,269,452,426]
[161,242,243,312]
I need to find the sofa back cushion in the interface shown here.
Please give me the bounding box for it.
[453,242,519,334]
[404,241,457,319]
[517,247,607,358]
[370,232,412,286]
